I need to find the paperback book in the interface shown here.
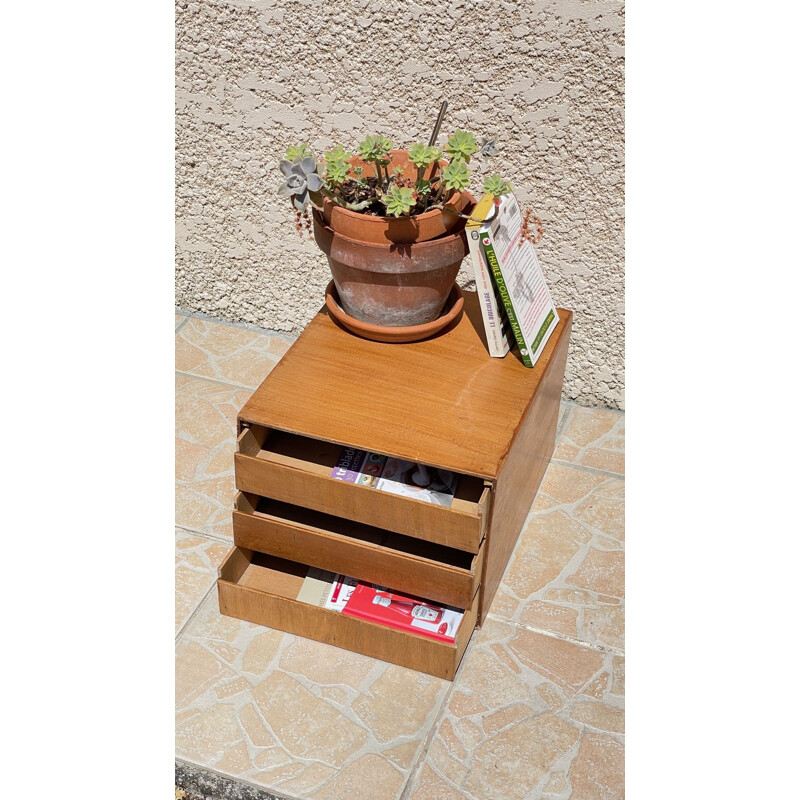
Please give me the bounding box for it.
[465,194,512,358]
[481,192,559,369]
[296,567,358,611]
[331,447,459,507]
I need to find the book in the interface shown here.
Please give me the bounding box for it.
[481,192,559,369]
[341,583,464,643]
[330,448,459,507]
[465,194,512,358]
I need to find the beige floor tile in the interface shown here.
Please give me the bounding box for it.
[406,619,624,800]
[567,731,625,799]
[175,374,253,538]
[176,313,187,330]
[176,318,293,388]
[553,406,625,476]
[487,461,624,650]
[175,529,231,634]
[176,594,450,799]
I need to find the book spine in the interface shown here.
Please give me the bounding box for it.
[467,229,504,357]
[481,234,533,368]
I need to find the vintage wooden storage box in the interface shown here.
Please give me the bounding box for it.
[218,292,572,680]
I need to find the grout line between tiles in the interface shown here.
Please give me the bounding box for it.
[175,582,218,643]
[397,633,480,800]
[549,458,625,480]
[175,523,234,546]
[556,401,574,438]
[487,613,625,657]
[175,308,301,342]
[176,315,190,334]
[175,368,264,393]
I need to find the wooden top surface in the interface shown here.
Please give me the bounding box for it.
[239,291,572,481]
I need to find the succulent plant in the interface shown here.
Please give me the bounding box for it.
[445,130,478,163]
[358,134,393,163]
[277,124,514,226]
[321,145,353,186]
[383,184,416,216]
[441,160,470,192]
[483,173,512,197]
[285,144,312,162]
[325,160,350,185]
[408,143,441,170]
[324,144,352,163]
[278,156,323,211]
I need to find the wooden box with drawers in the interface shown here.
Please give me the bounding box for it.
[218,292,572,680]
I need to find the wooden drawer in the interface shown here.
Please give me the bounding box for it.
[234,425,490,553]
[233,492,485,610]
[217,546,478,680]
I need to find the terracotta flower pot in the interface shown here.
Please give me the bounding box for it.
[312,209,469,328]
[321,149,466,244]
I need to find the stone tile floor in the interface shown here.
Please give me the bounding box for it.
[175,310,625,800]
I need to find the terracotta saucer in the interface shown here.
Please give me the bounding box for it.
[325,281,464,344]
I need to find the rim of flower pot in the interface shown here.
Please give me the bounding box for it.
[312,208,468,253]
[321,194,464,226]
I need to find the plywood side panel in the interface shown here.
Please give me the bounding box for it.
[478,313,572,623]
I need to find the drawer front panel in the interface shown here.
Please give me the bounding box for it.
[234,448,489,553]
[217,547,478,681]
[232,493,485,610]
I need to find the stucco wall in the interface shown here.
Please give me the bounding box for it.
[176,0,624,409]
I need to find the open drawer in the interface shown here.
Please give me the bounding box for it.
[217,547,478,680]
[234,426,491,553]
[233,492,485,610]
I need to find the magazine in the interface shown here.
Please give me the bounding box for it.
[331,448,459,507]
[341,583,464,643]
[297,568,465,643]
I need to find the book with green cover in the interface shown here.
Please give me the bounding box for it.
[465,194,512,357]
[480,192,559,369]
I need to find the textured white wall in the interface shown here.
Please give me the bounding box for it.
[176,0,624,409]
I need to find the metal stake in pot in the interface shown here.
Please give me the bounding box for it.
[428,100,448,147]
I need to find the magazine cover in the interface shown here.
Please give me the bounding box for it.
[375,458,459,507]
[341,583,464,643]
[331,448,459,506]
[329,447,367,484]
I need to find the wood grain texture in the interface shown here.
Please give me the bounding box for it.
[217,549,478,680]
[232,492,484,609]
[239,293,572,481]
[478,311,573,623]
[234,448,487,553]
[218,545,252,582]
